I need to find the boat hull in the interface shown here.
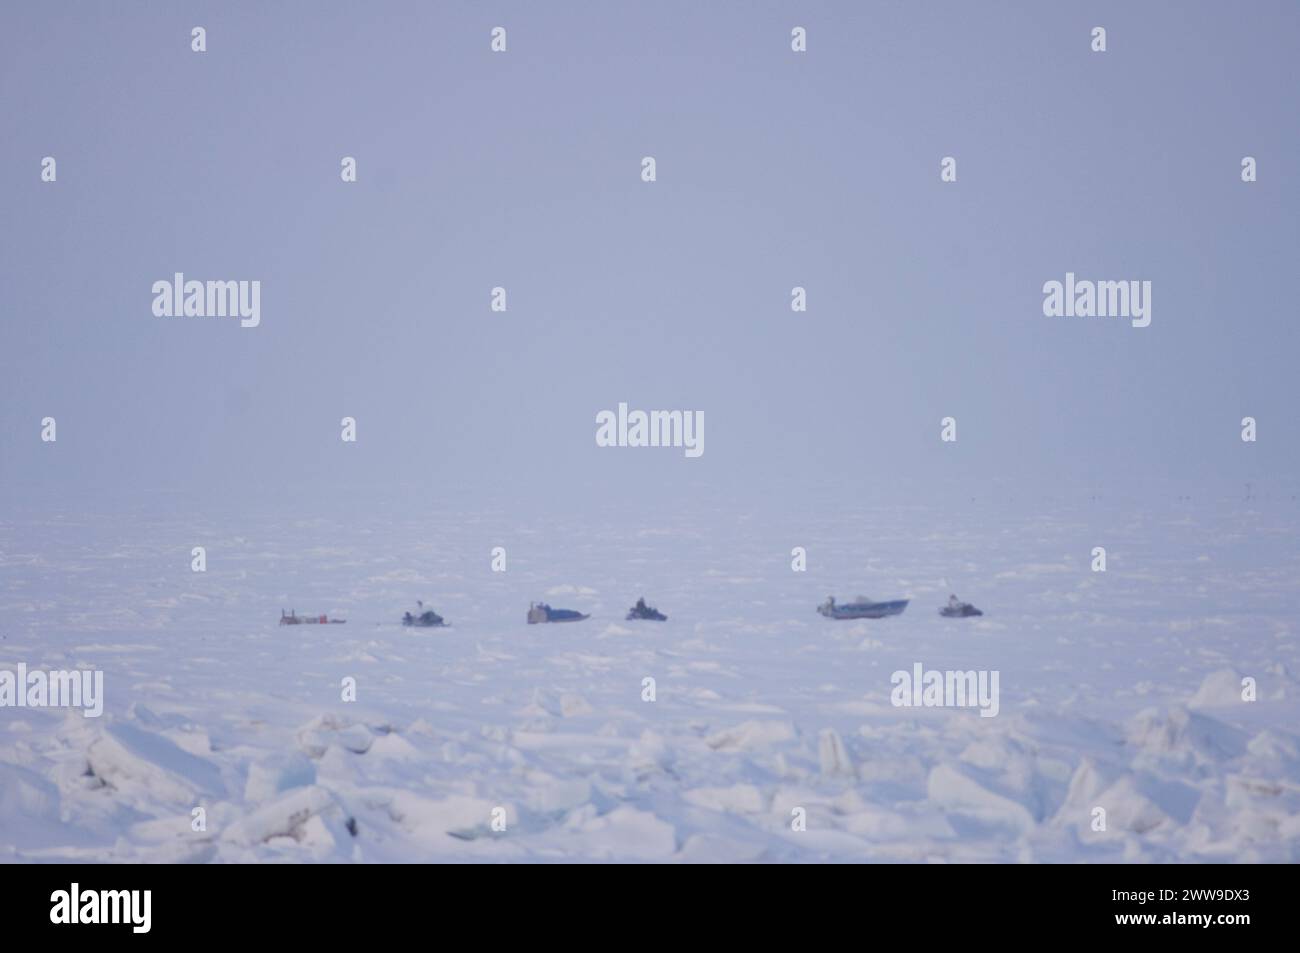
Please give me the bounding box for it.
[527,605,590,624]
[820,599,909,620]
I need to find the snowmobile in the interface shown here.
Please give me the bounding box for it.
[403,601,448,627]
[626,597,667,621]
[817,595,909,620]
[527,602,590,624]
[939,594,983,618]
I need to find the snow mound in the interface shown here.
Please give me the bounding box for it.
[1127,706,1248,762]
[563,806,676,859]
[296,713,376,758]
[1189,669,1247,708]
[0,762,66,849]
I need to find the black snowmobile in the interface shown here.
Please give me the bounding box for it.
[626,597,667,621]
[403,601,448,627]
[939,594,983,618]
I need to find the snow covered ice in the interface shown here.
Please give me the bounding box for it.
[2,494,1297,863]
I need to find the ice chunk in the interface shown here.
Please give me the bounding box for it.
[244,752,317,803]
[1188,669,1247,708]
[86,723,224,805]
[1127,706,1247,762]
[222,785,343,846]
[296,713,374,758]
[705,720,796,751]
[927,763,1036,833]
[818,728,856,778]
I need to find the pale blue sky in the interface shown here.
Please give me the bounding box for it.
[2,1,1297,513]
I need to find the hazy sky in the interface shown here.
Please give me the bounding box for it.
[2,1,1297,514]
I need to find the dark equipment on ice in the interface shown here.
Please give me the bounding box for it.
[939,594,983,618]
[626,597,667,621]
[280,609,346,625]
[817,595,909,620]
[403,601,448,627]
[527,602,590,624]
